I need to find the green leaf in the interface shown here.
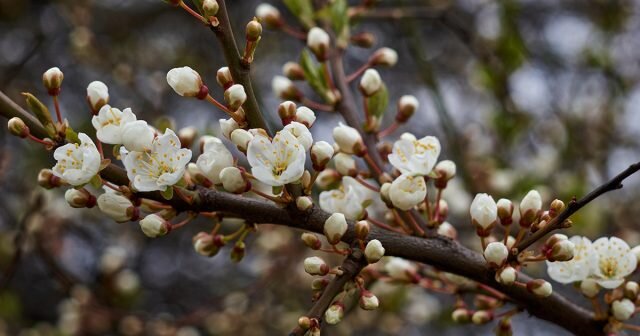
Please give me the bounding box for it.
[299,50,331,102]
[366,83,388,118]
[22,92,56,137]
[330,0,349,48]
[65,127,80,144]
[161,187,174,200]
[283,0,315,29]
[89,175,103,189]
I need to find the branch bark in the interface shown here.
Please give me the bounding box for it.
[209,0,270,134]
[289,252,367,336]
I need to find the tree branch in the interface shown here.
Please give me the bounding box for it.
[515,161,640,254]
[209,0,271,134]
[289,251,367,336]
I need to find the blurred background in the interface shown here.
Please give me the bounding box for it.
[0,0,639,335]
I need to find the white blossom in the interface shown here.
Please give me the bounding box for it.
[307,27,329,58]
[388,134,441,176]
[219,118,240,139]
[319,176,377,220]
[196,136,233,184]
[389,174,427,211]
[310,141,334,170]
[224,84,246,110]
[547,236,597,284]
[43,67,63,91]
[52,133,101,186]
[283,121,313,151]
[121,120,155,152]
[122,129,192,192]
[219,167,248,194]
[385,257,415,281]
[91,105,137,144]
[247,131,306,186]
[304,256,328,275]
[590,237,637,289]
[166,66,203,97]
[483,242,508,267]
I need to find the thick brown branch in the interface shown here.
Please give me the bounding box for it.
[515,161,640,254]
[209,0,270,134]
[289,252,367,336]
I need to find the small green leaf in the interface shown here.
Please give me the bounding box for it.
[161,187,174,200]
[283,0,315,29]
[22,92,56,137]
[366,83,388,118]
[330,0,349,48]
[90,175,103,189]
[65,127,80,144]
[299,50,331,102]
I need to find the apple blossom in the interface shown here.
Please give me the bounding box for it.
[91,105,137,144]
[389,174,427,211]
[388,134,441,176]
[319,176,377,220]
[283,121,313,150]
[52,133,101,186]
[546,236,596,284]
[590,237,637,289]
[196,136,233,184]
[247,131,306,186]
[122,129,192,192]
[121,120,155,152]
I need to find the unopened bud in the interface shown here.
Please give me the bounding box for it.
[216,67,234,89]
[219,117,240,139]
[178,127,197,149]
[546,238,575,262]
[43,67,64,95]
[230,129,253,152]
[496,318,513,336]
[483,242,508,268]
[272,76,302,101]
[219,167,250,194]
[334,153,357,177]
[527,279,552,298]
[297,316,311,330]
[283,62,305,80]
[296,196,313,211]
[295,106,316,128]
[333,122,366,156]
[364,239,384,263]
[324,213,347,245]
[370,47,398,67]
[255,3,281,28]
[38,169,62,189]
[354,220,370,240]
[451,308,471,323]
[307,27,330,61]
[301,232,322,250]
[315,169,340,189]
[395,95,418,123]
[549,199,565,217]
[350,32,375,48]
[230,241,246,262]
[278,101,297,124]
[65,188,96,208]
[310,141,334,171]
[139,214,170,238]
[324,302,344,325]
[612,299,635,321]
[97,191,137,223]
[434,160,456,188]
[202,0,219,18]
[359,69,382,96]
[437,221,457,239]
[496,198,514,226]
[8,117,29,138]
[519,190,542,227]
[193,232,220,257]
[359,291,379,310]
[246,19,262,42]
[495,266,517,286]
[471,310,493,325]
[625,281,639,299]
[580,278,600,298]
[224,84,247,111]
[304,256,329,275]
[311,278,329,290]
